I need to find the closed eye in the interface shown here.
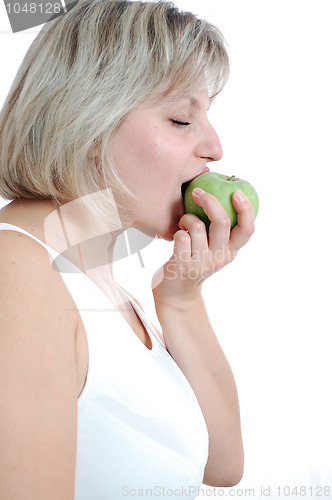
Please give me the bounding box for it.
[171,119,191,126]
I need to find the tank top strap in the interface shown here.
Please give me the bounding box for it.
[0,222,80,272]
[0,222,110,312]
[0,222,164,348]
[118,285,165,349]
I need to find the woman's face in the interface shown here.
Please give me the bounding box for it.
[109,88,223,241]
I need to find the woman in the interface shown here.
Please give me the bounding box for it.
[0,1,255,498]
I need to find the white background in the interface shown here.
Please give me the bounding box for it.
[1,1,331,498]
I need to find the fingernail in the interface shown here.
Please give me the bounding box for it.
[234,190,245,202]
[193,188,205,197]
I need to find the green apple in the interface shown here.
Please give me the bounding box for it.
[183,172,259,231]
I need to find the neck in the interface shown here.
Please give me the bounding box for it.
[77,229,123,278]
[43,193,130,281]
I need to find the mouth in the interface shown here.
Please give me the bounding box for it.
[181,181,190,199]
[181,166,210,199]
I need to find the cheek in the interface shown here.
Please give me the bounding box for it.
[111,120,185,188]
[135,126,177,169]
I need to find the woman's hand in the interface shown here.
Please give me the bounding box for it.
[151,188,255,305]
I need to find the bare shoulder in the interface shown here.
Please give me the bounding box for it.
[0,229,78,499]
[0,229,78,317]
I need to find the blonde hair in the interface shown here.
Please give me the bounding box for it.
[0,0,229,227]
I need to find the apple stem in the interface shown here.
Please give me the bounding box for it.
[228,175,235,181]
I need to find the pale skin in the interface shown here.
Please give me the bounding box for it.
[0,86,254,497]
[111,87,255,485]
[151,187,254,486]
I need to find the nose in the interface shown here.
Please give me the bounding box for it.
[196,122,223,162]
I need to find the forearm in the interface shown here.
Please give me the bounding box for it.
[155,293,244,486]
[151,187,255,485]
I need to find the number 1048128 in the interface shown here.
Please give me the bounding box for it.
[5,3,62,14]
[276,485,331,497]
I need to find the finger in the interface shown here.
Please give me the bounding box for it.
[191,188,231,254]
[229,190,255,251]
[172,229,191,265]
[178,213,209,256]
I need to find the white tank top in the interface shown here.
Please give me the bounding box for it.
[0,222,209,499]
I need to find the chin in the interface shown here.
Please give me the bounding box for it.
[159,232,174,242]
[156,221,181,242]
[156,230,173,242]
[141,206,183,242]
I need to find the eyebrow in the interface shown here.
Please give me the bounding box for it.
[164,94,210,111]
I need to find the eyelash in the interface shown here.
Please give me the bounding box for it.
[171,119,191,127]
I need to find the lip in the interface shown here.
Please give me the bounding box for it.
[185,166,210,185]
[180,166,210,204]
[193,166,210,179]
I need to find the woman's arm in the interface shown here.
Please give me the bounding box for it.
[0,232,79,500]
[153,293,243,487]
[152,189,255,487]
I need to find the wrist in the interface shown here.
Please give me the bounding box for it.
[153,289,204,315]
